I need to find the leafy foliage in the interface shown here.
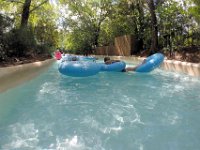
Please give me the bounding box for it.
[0,0,200,60]
[0,0,58,62]
[0,14,13,61]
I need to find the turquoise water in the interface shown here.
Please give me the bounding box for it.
[0,62,200,150]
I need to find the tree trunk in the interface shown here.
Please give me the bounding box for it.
[137,0,145,53]
[20,0,32,28]
[93,19,103,48]
[146,0,158,55]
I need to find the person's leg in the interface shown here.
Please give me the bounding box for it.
[123,67,137,72]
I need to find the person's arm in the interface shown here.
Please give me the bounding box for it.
[124,67,137,72]
[125,59,147,72]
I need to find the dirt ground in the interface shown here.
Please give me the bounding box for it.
[0,46,199,67]
[163,46,200,63]
[0,54,52,67]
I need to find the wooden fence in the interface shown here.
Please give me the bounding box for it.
[95,35,134,56]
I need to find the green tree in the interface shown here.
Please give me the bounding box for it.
[146,0,159,53]
[60,0,113,53]
[20,0,32,28]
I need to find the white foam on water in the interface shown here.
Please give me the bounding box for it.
[2,122,39,149]
[55,135,86,150]
[130,112,144,125]
[39,82,57,95]
[102,126,122,134]
[162,111,181,125]
[114,114,124,123]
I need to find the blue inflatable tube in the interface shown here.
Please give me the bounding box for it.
[58,61,101,77]
[100,61,126,72]
[135,53,164,72]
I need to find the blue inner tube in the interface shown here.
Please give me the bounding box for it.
[135,53,164,72]
[58,61,101,77]
[100,61,126,72]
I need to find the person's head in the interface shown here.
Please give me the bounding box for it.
[104,57,110,63]
[71,56,78,61]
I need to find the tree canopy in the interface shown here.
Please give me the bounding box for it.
[0,0,199,60]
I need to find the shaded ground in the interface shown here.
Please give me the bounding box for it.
[139,46,200,63]
[0,54,52,67]
[0,46,200,67]
[163,46,200,63]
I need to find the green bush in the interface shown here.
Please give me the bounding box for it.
[36,44,54,55]
[0,14,13,61]
[5,27,37,57]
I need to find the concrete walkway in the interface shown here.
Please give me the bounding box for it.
[0,59,55,93]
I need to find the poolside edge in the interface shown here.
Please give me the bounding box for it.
[0,58,55,93]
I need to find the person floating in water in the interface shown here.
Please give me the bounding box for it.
[104,56,146,72]
[71,56,78,61]
[104,56,120,64]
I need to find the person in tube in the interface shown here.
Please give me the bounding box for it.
[104,56,146,72]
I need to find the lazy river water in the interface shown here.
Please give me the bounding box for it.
[0,61,200,150]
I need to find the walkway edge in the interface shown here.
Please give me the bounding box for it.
[0,58,55,93]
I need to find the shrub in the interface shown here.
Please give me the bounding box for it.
[0,14,13,61]
[5,27,37,57]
